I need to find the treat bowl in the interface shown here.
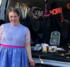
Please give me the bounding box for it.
[48,46,57,52]
[57,48,67,53]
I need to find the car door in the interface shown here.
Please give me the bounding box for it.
[0,0,9,21]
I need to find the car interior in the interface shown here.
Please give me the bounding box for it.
[0,0,70,67]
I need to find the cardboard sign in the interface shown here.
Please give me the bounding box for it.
[49,7,62,15]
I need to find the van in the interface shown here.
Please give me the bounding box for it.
[0,0,70,67]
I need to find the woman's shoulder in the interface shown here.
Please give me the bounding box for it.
[20,24,29,34]
[1,23,10,31]
[1,23,10,28]
[20,24,28,30]
[1,23,10,27]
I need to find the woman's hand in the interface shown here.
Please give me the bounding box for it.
[29,59,35,67]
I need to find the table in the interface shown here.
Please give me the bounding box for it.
[32,49,70,67]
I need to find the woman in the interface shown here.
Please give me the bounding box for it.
[0,7,35,67]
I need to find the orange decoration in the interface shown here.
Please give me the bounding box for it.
[49,7,62,15]
[57,7,62,14]
[67,3,70,9]
[52,9,58,15]
[19,3,20,5]
[26,7,28,9]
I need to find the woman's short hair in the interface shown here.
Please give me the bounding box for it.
[8,7,20,16]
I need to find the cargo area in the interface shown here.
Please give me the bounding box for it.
[1,0,70,66]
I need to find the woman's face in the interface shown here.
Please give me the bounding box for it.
[8,12,20,25]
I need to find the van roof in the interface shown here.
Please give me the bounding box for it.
[17,0,70,9]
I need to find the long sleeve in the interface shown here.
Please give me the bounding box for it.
[26,29,31,44]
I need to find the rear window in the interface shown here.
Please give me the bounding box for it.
[0,0,2,6]
[0,0,2,12]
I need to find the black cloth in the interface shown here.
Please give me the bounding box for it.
[50,15,70,46]
[5,10,70,46]
[0,20,5,25]
[32,50,70,62]
[20,10,70,46]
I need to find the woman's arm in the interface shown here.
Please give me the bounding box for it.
[25,29,32,60]
[25,29,35,66]
[25,43,32,60]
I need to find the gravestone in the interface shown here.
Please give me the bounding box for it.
[50,31,60,46]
